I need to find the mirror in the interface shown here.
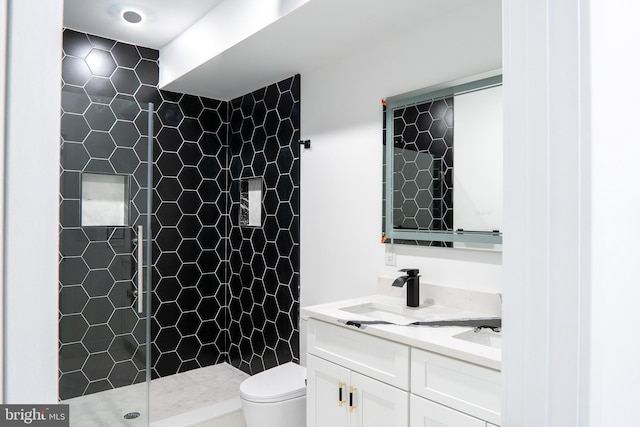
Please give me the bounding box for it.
[382,71,502,249]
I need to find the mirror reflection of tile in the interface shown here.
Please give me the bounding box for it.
[392,98,454,232]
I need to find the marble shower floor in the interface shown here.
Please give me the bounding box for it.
[63,363,249,427]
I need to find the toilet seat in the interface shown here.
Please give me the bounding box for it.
[240,362,306,403]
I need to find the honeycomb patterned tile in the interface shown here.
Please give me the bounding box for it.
[85,49,116,77]
[59,228,89,257]
[156,202,181,226]
[110,147,138,174]
[110,120,140,146]
[59,285,89,315]
[84,131,115,158]
[155,277,181,303]
[156,327,181,353]
[391,97,454,246]
[176,238,200,263]
[61,85,91,114]
[60,257,89,286]
[155,352,180,377]
[59,315,88,345]
[135,60,159,86]
[177,335,200,361]
[59,371,89,401]
[59,343,89,373]
[82,297,115,324]
[227,75,300,375]
[109,360,139,388]
[61,113,90,142]
[110,42,141,68]
[82,270,113,297]
[111,95,139,121]
[59,28,299,398]
[82,323,115,353]
[85,76,117,102]
[62,56,92,86]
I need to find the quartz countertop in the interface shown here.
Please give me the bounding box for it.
[301,293,502,370]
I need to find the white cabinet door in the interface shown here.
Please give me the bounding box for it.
[307,354,409,427]
[351,371,409,427]
[307,354,350,427]
[411,348,501,425]
[410,394,485,427]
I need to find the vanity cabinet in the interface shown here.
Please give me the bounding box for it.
[306,318,410,427]
[410,395,486,427]
[307,354,409,427]
[307,319,410,427]
[306,318,501,427]
[411,348,501,425]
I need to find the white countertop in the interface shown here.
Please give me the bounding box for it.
[301,294,502,371]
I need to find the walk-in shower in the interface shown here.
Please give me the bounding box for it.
[58,29,301,425]
[60,74,154,423]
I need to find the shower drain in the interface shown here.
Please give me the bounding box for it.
[123,412,141,420]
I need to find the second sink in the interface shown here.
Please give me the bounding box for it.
[453,328,502,349]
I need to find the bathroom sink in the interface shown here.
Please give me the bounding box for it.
[453,328,502,349]
[338,300,501,329]
[339,302,441,325]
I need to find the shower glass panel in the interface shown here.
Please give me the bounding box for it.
[59,94,153,426]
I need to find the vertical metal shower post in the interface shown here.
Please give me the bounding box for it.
[145,102,154,423]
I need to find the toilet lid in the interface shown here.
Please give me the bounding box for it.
[240,362,306,403]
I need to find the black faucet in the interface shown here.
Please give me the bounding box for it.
[392,268,421,307]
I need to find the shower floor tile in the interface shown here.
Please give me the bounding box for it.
[150,362,249,422]
[63,363,249,427]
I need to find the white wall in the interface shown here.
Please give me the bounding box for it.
[502,0,587,420]
[502,0,640,424]
[589,1,640,424]
[0,0,6,402]
[3,0,63,402]
[299,0,503,307]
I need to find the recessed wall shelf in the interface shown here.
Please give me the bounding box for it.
[81,173,130,226]
[239,178,263,227]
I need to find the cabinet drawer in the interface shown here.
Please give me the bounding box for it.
[307,319,410,390]
[410,394,485,427]
[411,348,500,425]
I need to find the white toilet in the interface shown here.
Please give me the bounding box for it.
[239,362,307,427]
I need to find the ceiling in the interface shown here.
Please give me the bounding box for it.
[63,0,481,100]
[63,0,225,49]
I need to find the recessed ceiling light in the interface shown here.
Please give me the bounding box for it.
[122,10,143,24]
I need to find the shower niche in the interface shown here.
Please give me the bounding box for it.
[81,173,130,226]
[239,177,262,227]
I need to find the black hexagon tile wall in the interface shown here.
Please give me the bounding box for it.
[59,29,300,399]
